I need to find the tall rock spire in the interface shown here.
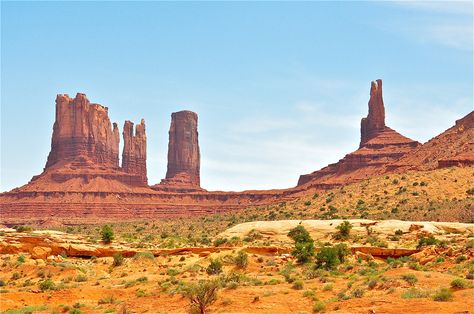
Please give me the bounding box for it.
[360,79,386,147]
[122,119,147,185]
[158,110,201,190]
[45,93,120,169]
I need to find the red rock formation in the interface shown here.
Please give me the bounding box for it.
[122,119,147,185]
[298,79,420,187]
[45,93,120,169]
[156,110,202,191]
[391,111,474,171]
[360,79,386,147]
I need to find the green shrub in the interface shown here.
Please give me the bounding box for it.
[401,274,418,286]
[39,279,55,291]
[292,280,304,290]
[335,221,352,240]
[183,280,220,314]
[312,300,326,313]
[450,278,468,289]
[234,251,248,269]
[112,253,124,267]
[11,272,20,280]
[322,283,333,291]
[455,255,467,264]
[401,288,430,299]
[288,225,315,264]
[206,259,223,275]
[101,225,114,244]
[351,288,365,298]
[432,288,452,302]
[394,229,403,236]
[417,236,438,249]
[288,225,313,243]
[74,274,88,282]
[213,238,228,247]
[315,243,349,270]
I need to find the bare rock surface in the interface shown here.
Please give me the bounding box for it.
[220,219,474,244]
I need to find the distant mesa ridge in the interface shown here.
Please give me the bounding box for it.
[0,79,472,223]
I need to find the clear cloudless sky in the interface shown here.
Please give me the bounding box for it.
[1,1,473,192]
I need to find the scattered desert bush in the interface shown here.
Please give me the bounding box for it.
[101,225,114,244]
[334,220,352,240]
[233,251,248,269]
[450,278,469,289]
[312,300,326,313]
[401,288,430,299]
[432,288,453,302]
[206,258,223,275]
[183,279,220,314]
[112,253,124,267]
[39,278,55,291]
[315,243,350,270]
[417,236,438,249]
[288,225,315,263]
[351,288,365,298]
[401,273,418,286]
[292,280,304,290]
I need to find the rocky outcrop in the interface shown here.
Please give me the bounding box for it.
[155,110,202,191]
[220,219,474,244]
[27,93,150,188]
[360,79,386,147]
[45,93,120,169]
[391,111,474,171]
[298,79,420,186]
[122,119,147,185]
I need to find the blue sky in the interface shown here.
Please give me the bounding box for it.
[1,1,473,192]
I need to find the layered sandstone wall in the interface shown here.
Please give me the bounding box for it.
[122,119,147,185]
[45,93,120,169]
[157,110,201,190]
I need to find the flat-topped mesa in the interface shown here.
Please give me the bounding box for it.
[360,79,386,147]
[45,93,120,170]
[122,119,147,185]
[156,110,202,191]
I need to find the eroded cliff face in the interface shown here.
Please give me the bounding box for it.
[122,119,147,185]
[31,93,149,188]
[298,79,420,187]
[155,110,202,191]
[45,94,120,169]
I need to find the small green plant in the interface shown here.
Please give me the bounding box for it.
[101,225,114,244]
[432,288,453,302]
[206,258,223,275]
[17,255,25,264]
[112,253,124,267]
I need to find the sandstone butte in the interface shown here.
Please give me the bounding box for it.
[0,80,473,224]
